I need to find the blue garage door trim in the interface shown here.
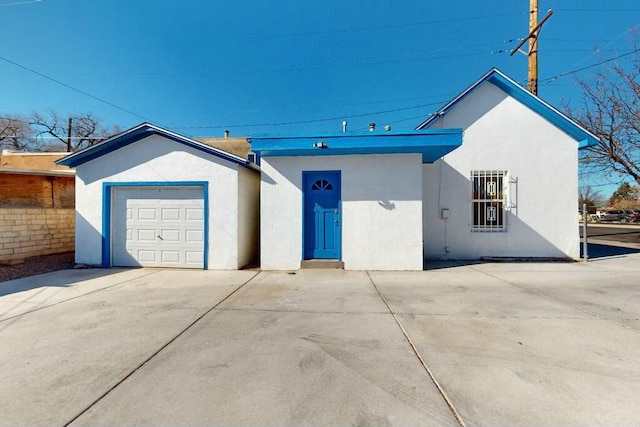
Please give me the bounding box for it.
[302,171,342,260]
[102,181,209,269]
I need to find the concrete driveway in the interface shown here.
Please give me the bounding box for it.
[1,254,640,426]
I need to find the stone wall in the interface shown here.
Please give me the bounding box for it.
[0,208,75,265]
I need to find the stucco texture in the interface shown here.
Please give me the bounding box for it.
[423,82,580,259]
[73,134,259,269]
[261,154,423,270]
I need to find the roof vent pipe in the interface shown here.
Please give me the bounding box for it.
[224,130,229,138]
[342,121,347,132]
[369,122,376,132]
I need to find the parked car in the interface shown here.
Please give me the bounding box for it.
[598,210,637,222]
[627,210,640,223]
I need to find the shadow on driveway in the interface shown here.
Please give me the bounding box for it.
[0,268,132,298]
[581,242,640,260]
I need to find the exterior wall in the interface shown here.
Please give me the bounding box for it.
[74,134,253,269]
[0,151,69,170]
[196,137,251,159]
[0,208,74,265]
[0,173,74,208]
[261,154,423,270]
[424,82,579,259]
[237,166,260,268]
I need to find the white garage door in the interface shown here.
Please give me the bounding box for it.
[112,186,205,269]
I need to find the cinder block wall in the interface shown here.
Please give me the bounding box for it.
[0,208,75,265]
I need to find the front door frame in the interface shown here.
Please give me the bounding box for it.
[302,170,342,260]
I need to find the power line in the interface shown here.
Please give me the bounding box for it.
[148,94,452,116]
[0,55,155,123]
[555,8,640,12]
[546,38,633,43]
[352,113,437,131]
[562,25,638,72]
[172,101,446,130]
[214,12,526,42]
[70,48,507,79]
[542,48,640,84]
[0,0,42,6]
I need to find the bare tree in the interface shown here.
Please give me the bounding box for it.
[563,39,640,187]
[0,115,36,151]
[579,185,604,212]
[30,110,120,152]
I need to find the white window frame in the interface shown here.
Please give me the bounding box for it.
[471,170,508,232]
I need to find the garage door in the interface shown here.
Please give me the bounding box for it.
[111,186,205,268]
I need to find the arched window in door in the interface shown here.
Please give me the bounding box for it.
[311,179,333,190]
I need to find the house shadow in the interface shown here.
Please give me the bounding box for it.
[0,268,129,298]
[581,242,640,260]
[0,213,129,298]
[422,161,586,269]
[423,259,486,270]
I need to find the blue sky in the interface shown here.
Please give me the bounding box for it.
[1,0,639,196]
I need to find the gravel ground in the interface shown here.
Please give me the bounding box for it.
[0,252,75,283]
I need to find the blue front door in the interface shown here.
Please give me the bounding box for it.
[303,171,341,259]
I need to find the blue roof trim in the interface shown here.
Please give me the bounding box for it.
[249,129,463,164]
[55,123,259,171]
[416,68,599,149]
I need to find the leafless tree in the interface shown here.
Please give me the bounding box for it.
[0,115,37,151]
[578,185,604,212]
[30,110,120,152]
[563,39,640,187]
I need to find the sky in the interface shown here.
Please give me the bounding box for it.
[1,0,639,197]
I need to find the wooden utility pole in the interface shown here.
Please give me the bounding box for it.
[510,0,553,96]
[67,117,72,152]
[528,0,538,94]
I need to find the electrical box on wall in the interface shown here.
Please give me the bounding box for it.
[441,209,450,220]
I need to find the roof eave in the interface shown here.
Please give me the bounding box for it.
[416,68,601,147]
[55,123,259,172]
[250,129,463,164]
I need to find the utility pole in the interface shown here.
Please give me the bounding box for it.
[528,0,538,94]
[510,0,553,96]
[67,117,72,152]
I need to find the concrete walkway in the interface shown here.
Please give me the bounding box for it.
[1,254,640,426]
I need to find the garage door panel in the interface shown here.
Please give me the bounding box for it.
[185,230,204,242]
[138,208,157,220]
[185,208,203,221]
[161,229,181,242]
[137,229,157,242]
[160,250,181,263]
[161,208,181,221]
[136,250,157,262]
[112,186,205,269]
[185,251,204,264]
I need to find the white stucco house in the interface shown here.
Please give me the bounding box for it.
[57,68,598,271]
[56,123,260,270]
[250,68,599,270]
[417,68,598,261]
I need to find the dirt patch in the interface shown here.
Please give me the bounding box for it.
[0,252,75,283]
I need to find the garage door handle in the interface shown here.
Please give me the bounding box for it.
[157,235,164,240]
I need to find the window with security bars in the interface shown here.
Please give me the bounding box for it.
[471,170,507,231]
